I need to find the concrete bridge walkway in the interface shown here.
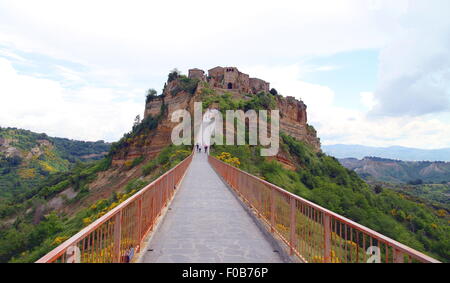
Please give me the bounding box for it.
[139,152,284,263]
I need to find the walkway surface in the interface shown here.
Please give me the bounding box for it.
[139,152,284,263]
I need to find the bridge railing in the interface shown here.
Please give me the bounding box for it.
[209,155,440,263]
[36,153,193,263]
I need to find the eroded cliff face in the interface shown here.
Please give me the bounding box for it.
[277,96,321,152]
[112,79,197,166]
[112,74,321,166]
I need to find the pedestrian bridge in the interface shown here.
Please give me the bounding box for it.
[36,152,439,263]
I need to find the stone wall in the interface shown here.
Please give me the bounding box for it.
[249,77,270,93]
[203,66,269,94]
[188,68,205,80]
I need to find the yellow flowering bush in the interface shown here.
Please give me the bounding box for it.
[276,223,289,233]
[217,152,241,167]
[52,236,69,245]
[83,189,140,227]
[83,217,93,226]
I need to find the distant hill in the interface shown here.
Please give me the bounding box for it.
[0,127,110,198]
[339,157,450,184]
[323,144,450,162]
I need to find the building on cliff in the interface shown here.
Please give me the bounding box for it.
[132,66,321,166]
[188,66,270,94]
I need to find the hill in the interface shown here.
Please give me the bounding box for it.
[323,144,450,162]
[338,157,450,184]
[0,127,110,199]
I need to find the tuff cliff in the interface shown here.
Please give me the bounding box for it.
[112,68,321,166]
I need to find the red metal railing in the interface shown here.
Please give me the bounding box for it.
[209,156,440,263]
[36,154,193,263]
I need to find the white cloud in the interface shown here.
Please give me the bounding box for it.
[0,58,143,142]
[0,48,27,62]
[0,0,448,149]
[241,64,450,149]
[0,0,405,74]
[370,0,450,117]
[360,92,377,110]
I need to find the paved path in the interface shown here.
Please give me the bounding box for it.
[140,152,284,263]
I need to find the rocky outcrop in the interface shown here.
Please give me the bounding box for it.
[112,79,197,166]
[277,96,321,151]
[112,68,321,165]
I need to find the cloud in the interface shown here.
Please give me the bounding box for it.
[0,0,405,75]
[241,64,450,149]
[360,92,376,110]
[0,58,143,142]
[0,48,27,62]
[369,0,450,117]
[0,0,449,149]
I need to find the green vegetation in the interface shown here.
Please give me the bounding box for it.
[269,88,278,96]
[0,154,113,262]
[0,127,110,199]
[0,156,112,219]
[170,76,199,96]
[0,143,190,263]
[145,88,158,103]
[211,133,449,262]
[167,68,180,82]
[376,183,450,211]
[200,87,277,113]
[109,108,165,157]
[142,145,191,176]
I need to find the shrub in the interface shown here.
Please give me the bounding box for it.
[145,89,157,103]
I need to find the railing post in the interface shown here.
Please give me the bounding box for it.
[159,180,163,214]
[270,188,275,233]
[323,214,331,263]
[393,249,404,263]
[164,175,168,207]
[290,197,296,255]
[113,211,122,263]
[136,197,142,252]
[172,171,175,193]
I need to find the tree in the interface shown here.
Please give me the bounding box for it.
[133,115,141,127]
[374,184,383,194]
[145,88,157,103]
[168,68,180,82]
[408,179,423,185]
[269,88,278,96]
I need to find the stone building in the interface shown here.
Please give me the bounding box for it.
[188,66,270,94]
[188,68,205,81]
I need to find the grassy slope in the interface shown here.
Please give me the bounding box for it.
[0,143,190,263]
[0,127,110,199]
[210,136,449,261]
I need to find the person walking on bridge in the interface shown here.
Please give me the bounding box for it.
[204,145,208,154]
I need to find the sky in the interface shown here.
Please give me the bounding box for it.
[0,0,449,149]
